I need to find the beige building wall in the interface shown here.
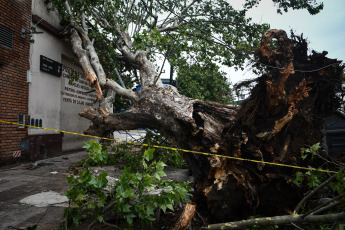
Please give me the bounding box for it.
[60,56,98,151]
[28,0,97,152]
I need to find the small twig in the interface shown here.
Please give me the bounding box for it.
[196,210,207,227]
[312,200,345,216]
[153,54,167,85]
[290,222,305,230]
[302,192,345,217]
[88,220,97,230]
[124,0,136,27]
[103,220,122,230]
[316,153,343,168]
[101,198,117,214]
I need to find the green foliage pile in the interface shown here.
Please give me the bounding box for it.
[106,133,187,170]
[61,140,191,229]
[141,133,187,169]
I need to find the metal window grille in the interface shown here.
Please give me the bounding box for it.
[0,24,14,49]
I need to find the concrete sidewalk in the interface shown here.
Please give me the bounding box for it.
[0,150,191,230]
[0,151,88,230]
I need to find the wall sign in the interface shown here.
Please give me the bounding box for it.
[61,64,97,106]
[40,55,62,77]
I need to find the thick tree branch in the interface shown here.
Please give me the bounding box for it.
[79,107,159,135]
[90,9,110,29]
[70,28,103,100]
[70,28,138,102]
[173,203,196,230]
[104,78,138,102]
[64,0,138,102]
[64,1,85,35]
[80,11,87,32]
[100,89,116,115]
[119,45,161,87]
[208,213,345,230]
[157,22,186,33]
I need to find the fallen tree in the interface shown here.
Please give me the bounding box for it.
[47,0,344,224]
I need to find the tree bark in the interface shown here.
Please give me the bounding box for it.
[77,29,343,223]
[208,212,345,229]
[173,203,197,230]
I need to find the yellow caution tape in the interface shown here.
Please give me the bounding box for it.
[0,120,337,174]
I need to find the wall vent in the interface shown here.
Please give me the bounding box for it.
[0,24,14,49]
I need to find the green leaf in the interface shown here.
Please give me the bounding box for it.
[166,203,174,211]
[160,204,167,213]
[87,203,96,209]
[293,171,304,187]
[144,148,155,161]
[76,194,86,202]
[308,175,320,188]
[82,141,91,150]
[146,206,155,216]
[97,215,104,222]
[98,197,106,207]
[123,204,131,212]
[126,214,136,225]
[70,203,79,208]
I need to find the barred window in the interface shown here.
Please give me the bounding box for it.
[0,24,14,49]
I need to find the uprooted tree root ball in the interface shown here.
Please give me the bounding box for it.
[206,30,344,222]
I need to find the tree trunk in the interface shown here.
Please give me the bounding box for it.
[79,30,343,223]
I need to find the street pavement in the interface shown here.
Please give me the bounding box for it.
[0,137,191,230]
[113,130,147,143]
[0,151,87,230]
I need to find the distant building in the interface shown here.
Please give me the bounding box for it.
[0,0,96,165]
[323,110,345,159]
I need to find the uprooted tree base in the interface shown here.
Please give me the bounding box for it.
[80,30,344,223]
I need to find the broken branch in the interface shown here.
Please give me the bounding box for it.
[208,213,345,230]
[173,203,196,230]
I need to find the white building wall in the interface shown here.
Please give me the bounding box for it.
[60,56,98,151]
[28,0,97,152]
[32,0,61,28]
[28,30,65,135]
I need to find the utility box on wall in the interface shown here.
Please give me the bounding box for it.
[21,139,30,152]
[18,113,25,128]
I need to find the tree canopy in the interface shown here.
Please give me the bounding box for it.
[45,0,324,105]
[176,62,234,104]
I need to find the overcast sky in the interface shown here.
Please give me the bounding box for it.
[228,0,345,84]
